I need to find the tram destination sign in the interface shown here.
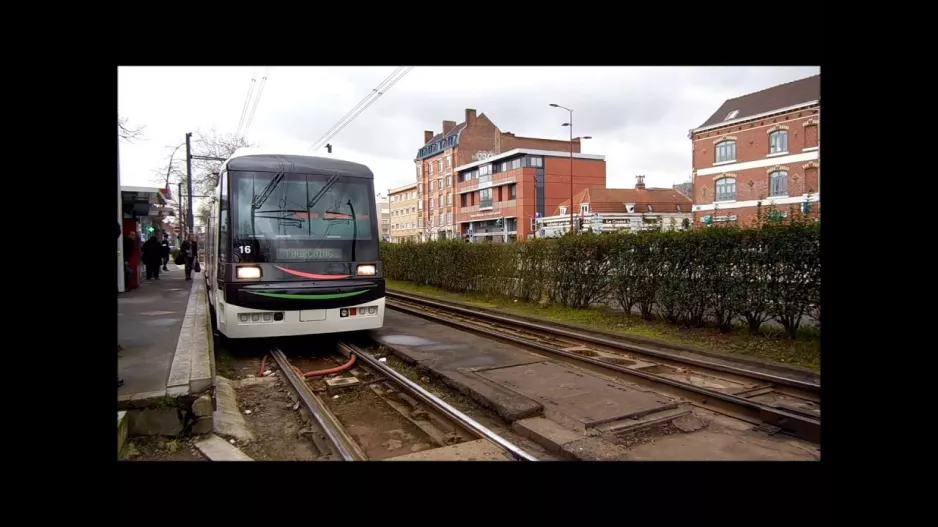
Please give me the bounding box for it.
[276,247,343,260]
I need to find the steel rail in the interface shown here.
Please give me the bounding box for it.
[337,342,538,461]
[385,298,820,443]
[270,348,367,461]
[386,291,820,391]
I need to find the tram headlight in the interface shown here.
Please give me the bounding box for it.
[356,264,376,276]
[236,266,262,280]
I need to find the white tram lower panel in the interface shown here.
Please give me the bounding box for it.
[216,297,386,338]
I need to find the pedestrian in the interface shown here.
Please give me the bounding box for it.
[161,236,171,271]
[180,233,199,281]
[141,234,162,280]
[122,230,137,289]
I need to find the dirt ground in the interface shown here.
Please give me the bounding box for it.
[232,377,320,461]
[119,436,207,461]
[327,387,436,459]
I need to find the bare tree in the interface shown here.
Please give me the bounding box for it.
[151,128,254,194]
[189,129,255,195]
[118,116,145,143]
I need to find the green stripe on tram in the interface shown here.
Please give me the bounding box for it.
[247,290,368,300]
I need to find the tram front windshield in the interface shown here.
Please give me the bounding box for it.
[229,171,377,264]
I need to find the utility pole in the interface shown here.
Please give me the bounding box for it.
[185,132,194,235]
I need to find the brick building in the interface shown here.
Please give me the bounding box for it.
[537,176,693,236]
[689,74,820,226]
[388,182,419,243]
[415,108,585,241]
[454,148,606,242]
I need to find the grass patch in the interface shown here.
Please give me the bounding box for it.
[386,279,820,371]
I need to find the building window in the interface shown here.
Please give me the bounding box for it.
[509,184,517,200]
[527,156,543,167]
[446,212,452,225]
[500,161,509,172]
[429,198,434,209]
[769,171,788,197]
[511,158,522,170]
[715,177,736,202]
[559,206,567,215]
[769,130,788,154]
[438,159,443,172]
[447,193,452,206]
[417,165,422,178]
[580,203,589,214]
[480,188,492,208]
[479,164,492,176]
[715,140,736,163]
[446,175,452,188]
[805,124,819,149]
[437,178,442,191]
[446,155,452,168]
[428,163,433,176]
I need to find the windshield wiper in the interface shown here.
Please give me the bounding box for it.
[252,172,285,210]
[307,175,339,210]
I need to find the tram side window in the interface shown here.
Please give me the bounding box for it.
[219,169,229,263]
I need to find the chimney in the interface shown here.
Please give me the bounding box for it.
[424,130,434,144]
[442,120,456,134]
[465,108,477,125]
[635,175,646,190]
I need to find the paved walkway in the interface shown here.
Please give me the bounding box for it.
[118,264,192,397]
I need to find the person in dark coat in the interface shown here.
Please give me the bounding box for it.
[123,230,137,289]
[180,233,199,281]
[141,234,162,280]
[161,236,171,271]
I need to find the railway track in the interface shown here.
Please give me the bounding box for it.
[268,346,537,461]
[385,291,821,443]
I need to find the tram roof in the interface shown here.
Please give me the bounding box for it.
[224,148,374,179]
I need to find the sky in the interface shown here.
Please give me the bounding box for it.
[118,66,820,203]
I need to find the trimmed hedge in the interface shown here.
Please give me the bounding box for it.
[381,219,820,339]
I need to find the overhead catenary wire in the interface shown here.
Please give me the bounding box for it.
[309,66,414,152]
[307,66,403,151]
[244,66,271,135]
[235,75,257,138]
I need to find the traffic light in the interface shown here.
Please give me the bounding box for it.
[495,218,502,227]
[702,215,713,225]
[146,225,155,233]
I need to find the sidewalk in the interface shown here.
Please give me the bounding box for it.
[118,264,215,438]
[118,264,192,396]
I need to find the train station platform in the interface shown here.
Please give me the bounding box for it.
[117,264,215,438]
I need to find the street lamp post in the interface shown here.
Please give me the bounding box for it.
[549,104,591,233]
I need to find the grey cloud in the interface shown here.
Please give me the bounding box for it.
[119,66,821,194]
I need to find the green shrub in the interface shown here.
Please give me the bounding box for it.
[380,214,820,338]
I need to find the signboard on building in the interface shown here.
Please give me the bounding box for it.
[472,151,497,161]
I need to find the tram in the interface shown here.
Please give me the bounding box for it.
[205,149,385,339]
